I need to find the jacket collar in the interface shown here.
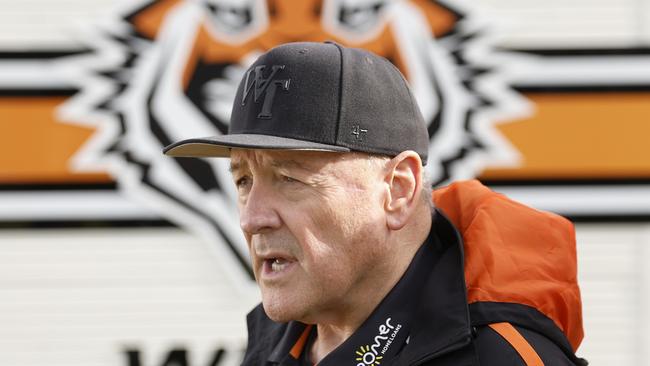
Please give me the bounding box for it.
[395,209,473,365]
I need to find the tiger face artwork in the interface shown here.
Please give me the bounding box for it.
[59,0,527,286]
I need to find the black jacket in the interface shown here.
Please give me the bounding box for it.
[241,181,587,365]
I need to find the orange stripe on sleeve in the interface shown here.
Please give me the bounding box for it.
[488,322,544,366]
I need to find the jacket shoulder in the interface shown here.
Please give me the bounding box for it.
[474,324,580,366]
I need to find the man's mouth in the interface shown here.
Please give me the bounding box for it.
[260,255,296,279]
[269,257,290,272]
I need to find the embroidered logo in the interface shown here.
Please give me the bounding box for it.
[351,125,368,141]
[241,65,291,119]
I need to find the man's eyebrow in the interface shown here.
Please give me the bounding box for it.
[229,162,244,173]
[229,158,317,173]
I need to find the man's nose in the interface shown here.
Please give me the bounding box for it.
[239,182,282,235]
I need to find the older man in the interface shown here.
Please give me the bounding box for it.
[164,42,585,366]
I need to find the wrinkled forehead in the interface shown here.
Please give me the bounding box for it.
[229,149,345,173]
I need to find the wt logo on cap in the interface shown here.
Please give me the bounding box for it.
[241,65,291,119]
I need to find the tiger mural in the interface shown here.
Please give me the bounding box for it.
[59,0,527,286]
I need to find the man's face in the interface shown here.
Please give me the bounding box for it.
[230,149,391,323]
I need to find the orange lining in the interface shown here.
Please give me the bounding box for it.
[488,322,544,366]
[289,324,314,359]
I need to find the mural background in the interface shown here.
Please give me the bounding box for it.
[1,0,649,365]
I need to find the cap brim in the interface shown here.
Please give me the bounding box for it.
[163,134,351,158]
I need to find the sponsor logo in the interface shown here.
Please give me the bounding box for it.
[355,317,402,365]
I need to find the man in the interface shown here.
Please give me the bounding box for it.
[164,42,586,365]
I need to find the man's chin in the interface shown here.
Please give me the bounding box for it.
[261,294,307,323]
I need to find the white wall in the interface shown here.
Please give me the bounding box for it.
[576,223,650,365]
[473,0,650,48]
[0,228,257,366]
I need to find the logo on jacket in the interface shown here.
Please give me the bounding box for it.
[355,317,402,365]
[356,345,383,366]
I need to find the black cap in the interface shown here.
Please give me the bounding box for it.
[163,42,429,165]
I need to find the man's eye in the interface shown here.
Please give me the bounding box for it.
[281,175,298,183]
[235,176,251,188]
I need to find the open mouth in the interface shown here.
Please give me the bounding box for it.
[268,258,290,272]
[261,256,295,277]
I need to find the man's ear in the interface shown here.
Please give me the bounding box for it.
[383,151,424,230]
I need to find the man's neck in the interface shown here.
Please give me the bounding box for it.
[309,323,355,363]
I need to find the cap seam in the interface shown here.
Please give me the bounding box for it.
[331,42,344,146]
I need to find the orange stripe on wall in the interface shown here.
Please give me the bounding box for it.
[1,93,648,184]
[130,0,183,40]
[481,92,650,180]
[0,97,112,184]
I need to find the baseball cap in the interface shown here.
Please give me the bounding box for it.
[163,41,429,165]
